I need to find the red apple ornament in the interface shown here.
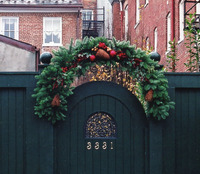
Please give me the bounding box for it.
[110,50,117,57]
[90,55,96,61]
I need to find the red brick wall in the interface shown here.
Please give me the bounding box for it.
[127,0,198,72]
[83,0,97,9]
[0,12,80,54]
[112,2,121,40]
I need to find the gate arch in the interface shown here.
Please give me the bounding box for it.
[33,37,174,124]
[54,81,148,174]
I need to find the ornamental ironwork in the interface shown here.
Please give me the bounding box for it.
[85,112,117,138]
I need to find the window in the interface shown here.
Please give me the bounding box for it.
[82,10,93,29]
[135,0,140,26]
[146,37,149,50]
[1,17,19,39]
[124,5,128,40]
[154,27,158,52]
[167,13,171,51]
[179,0,184,41]
[43,17,62,46]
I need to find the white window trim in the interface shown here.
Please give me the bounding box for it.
[124,5,128,40]
[144,0,149,8]
[196,0,200,15]
[167,13,171,52]
[1,17,19,40]
[43,17,62,47]
[154,27,158,52]
[135,0,140,28]
[179,0,184,42]
[146,37,149,50]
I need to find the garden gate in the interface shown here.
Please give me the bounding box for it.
[54,81,148,174]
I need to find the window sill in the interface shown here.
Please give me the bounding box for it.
[42,43,63,47]
[165,50,170,55]
[178,38,184,44]
[134,22,140,29]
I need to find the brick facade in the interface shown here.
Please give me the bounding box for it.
[0,0,99,55]
[0,12,79,53]
[111,0,199,72]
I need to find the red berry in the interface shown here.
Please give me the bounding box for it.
[90,55,96,61]
[110,50,117,57]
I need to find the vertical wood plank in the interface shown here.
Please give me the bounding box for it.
[107,97,116,174]
[149,121,162,174]
[16,89,24,174]
[25,87,40,174]
[77,100,86,174]
[0,89,9,174]
[92,95,101,174]
[85,96,93,174]
[123,108,131,174]
[100,95,108,174]
[70,106,78,174]
[115,100,123,174]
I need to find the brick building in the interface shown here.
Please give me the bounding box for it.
[111,0,200,72]
[0,0,85,54]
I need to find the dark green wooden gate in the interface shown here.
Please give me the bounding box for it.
[54,81,148,174]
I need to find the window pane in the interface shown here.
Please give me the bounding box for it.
[45,20,52,31]
[10,19,16,30]
[45,32,52,43]
[53,19,60,31]
[53,33,60,43]
[10,31,14,39]
[4,31,9,37]
[3,19,9,30]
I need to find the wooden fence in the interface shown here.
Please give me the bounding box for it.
[0,72,200,174]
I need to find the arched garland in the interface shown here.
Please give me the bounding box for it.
[32,37,175,124]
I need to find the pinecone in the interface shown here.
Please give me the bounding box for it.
[96,49,110,60]
[145,89,154,102]
[51,94,60,107]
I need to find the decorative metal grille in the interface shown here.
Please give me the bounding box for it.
[85,112,116,138]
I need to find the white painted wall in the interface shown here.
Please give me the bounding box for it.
[0,41,36,71]
[97,0,112,39]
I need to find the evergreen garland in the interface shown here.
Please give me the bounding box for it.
[32,37,175,124]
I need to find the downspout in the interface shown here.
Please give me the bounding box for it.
[35,48,40,72]
[171,0,175,72]
[76,8,81,39]
[119,0,123,40]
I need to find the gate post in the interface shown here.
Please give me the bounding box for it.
[149,120,163,174]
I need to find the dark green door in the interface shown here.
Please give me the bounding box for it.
[54,81,148,174]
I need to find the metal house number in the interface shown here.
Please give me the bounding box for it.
[86,141,114,150]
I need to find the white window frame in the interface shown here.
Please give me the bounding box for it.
[124,5,128,40]
[154,27,158,52]
[179,0,184,42]
[1,17,19,40]
[146,37,149,50]
[43,17,62,46]
[135,0,140,28]
[144,0,149,7]
[196,0,200,14]
[167,13,171,52]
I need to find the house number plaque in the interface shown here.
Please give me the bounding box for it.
[86,141,114,150]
